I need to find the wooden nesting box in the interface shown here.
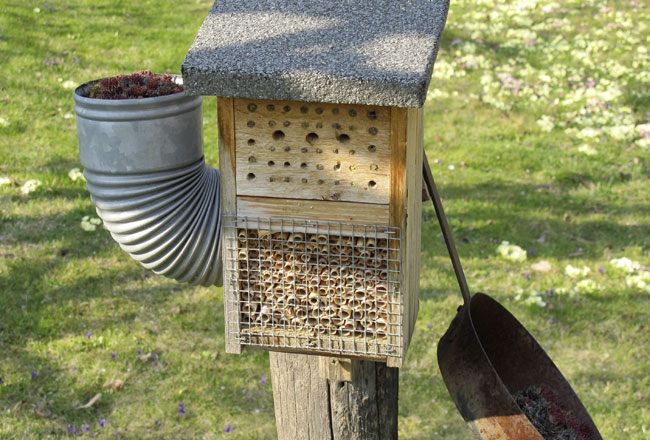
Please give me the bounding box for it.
[182,0,449,368]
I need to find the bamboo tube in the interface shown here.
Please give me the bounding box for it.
[295,307,308,319]
[354,289,366,300]
[342,320,355,336]
[340,267,351,279]
[295,286,307,298]
[307,316,318,327]
[319,316,331,327]
[291,317,302,326]
[317,234,328,244]
[339,306,352,320]
[332,295,346,306]
[308,233,318,243]
[308,293,319,306]
[349,299,363,310]
[353,309,364,321]
[330,317,343,327]
[375,318,387,334]
[366,309,378,321]
[237,229,247,241]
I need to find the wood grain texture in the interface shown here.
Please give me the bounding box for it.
[270,352,333,440]
[234,98,391,204]
[319,357,357,382]
[237,196,389,225]
[270,353,398,440]
[218,96,241,354]
[387,107,408,368]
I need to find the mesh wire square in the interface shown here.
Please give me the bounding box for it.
[224,216,403,359]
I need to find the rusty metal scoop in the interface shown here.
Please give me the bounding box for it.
[423,155,602,439]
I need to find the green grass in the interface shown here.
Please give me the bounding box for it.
[1,0,649,438]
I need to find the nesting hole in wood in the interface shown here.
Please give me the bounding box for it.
[333,162,341,171]
[284,161,291,168]
[248,139,256,146]
[300,163,308,169]
[306,133,319,144]
[368,180,377,188]
[268,160,275,167]
[272,130,285,141]
[337,134,350,144]
[247,173,256,181]
[367,110,377,120]
[368,145,376,152]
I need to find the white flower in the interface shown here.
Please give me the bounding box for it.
[68,168,86,182]
[565,264,591,278]
[497,241,527,262]
[610,257,640,273]
[20,179,42,195]
[0,176,12,186]
[626,271,650,293]
[0,117,9,127]
[573,279,601,294]
[62,80,76,90]
[537,115,555,132]
[577,144,597,155]
[81,215,102,231]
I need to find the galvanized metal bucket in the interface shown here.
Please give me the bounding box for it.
[423,156,602,439]
[73,76,222,286]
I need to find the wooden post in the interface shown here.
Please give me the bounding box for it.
[270,352,399,440]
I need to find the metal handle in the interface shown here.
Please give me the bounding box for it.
[422,152,471,305]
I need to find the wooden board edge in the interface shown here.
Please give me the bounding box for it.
[218,96,242,355]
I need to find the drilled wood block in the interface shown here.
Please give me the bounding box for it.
[234,99,391,204]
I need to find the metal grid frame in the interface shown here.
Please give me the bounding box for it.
[224,215,403,359]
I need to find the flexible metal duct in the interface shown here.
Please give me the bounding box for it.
[73,78,222,286]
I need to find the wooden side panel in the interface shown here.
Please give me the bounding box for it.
[234,99,391,204]
[405,108,423,360]
[387,107,407,368]
[237,196,389,226]
[218,97,241,354]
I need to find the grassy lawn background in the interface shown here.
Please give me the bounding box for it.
[0,0,648,438]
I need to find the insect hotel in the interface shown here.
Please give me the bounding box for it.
[182,0,449,369]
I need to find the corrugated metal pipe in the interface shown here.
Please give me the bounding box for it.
[73,78,222,286]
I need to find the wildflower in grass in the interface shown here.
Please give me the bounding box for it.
[73,366,77,373]
[259,375,266,385]
[427,322,433,329]
[67,424,72,434]
[85,425,90,432]
[565,264,590,278]
[20,179,42,195]
[515,290,546,307]
[573,279,601,295]
[0,377,4,385]
[0,117,9,127]
[524,271,531,281]
[154,420,159,426]
[100,419,106,427]
[68,168,85,182]
[179,402,185,414]
[31,371,37,380]
[577,144,597,155]
[610,257,640,273]
[0,176,11,185]
[111,353,116,360]
[599,267,605,275]
[496,241,527,262]
[115,429,119,436]
[62,80,76,90]
[81,215,102,231]
[626,271,650,293]
[86,331,92,338]
[225,425,232,433]
[536,115,555,132]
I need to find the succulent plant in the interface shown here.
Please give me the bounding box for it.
[88,70,183,99]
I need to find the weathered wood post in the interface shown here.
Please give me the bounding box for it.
[182,1,449,438]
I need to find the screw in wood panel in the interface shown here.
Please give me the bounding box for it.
[301,147,308,153]
[283,121,291,127]
[368,127,378,135]
[300,106,308,114]
[284,146,291,152]
[247,103,257,112]
[248,156,257,163]
[272,130,285,141]
[268,120,276,127]
[266,104,275,111]
[349,109,357,117]
[283,105,291,113]
[247,120,255,127]
[269,146,276,152]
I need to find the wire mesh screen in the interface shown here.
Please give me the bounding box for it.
[224,216,403,359]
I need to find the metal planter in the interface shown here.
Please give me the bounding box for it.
[73,77,222,286]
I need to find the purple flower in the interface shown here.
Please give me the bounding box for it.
[259,375,266,385]
[72,428,78,435]
[85,425,90,432]
[524,272,531,281]
[73,366,77,373]
[179,402,185,415]
[110,353,116,360]
[549,317,557,325]
[0,377,4,385]
[115,429,119,436]
[427,322,433,329]
[86,331,92,339]
[435,159,441,165]
[599,266,605,274]
[154,420,159,426]
[137,350,142,355]
[31,371,37,380]
[586,81,596,88]
[44,57,49,64]
[100,419,106,428]
[526,141,531,146]
[225,425,232,433]
[90,434,97,438]
[67,424,73,434]
[44,2,49,6]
